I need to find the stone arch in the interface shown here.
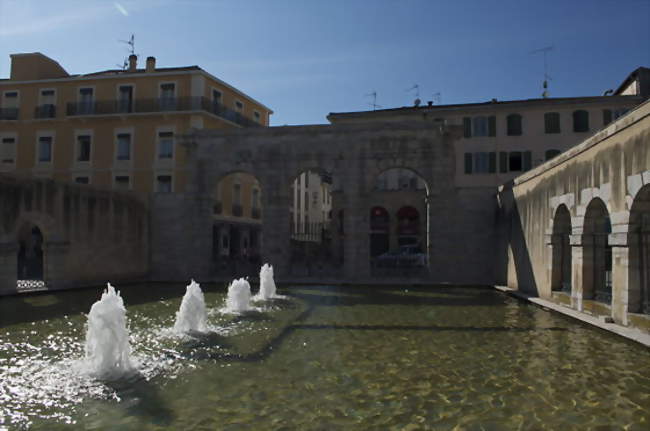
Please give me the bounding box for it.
[551,204,572,292]
[211,170,264,277]
[627,184,650,314]
[582,198,612,303]
[372,166,431,196]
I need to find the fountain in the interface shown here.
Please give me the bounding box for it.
[174,279,208,334]
[84,283,134,380]
[224,278,252,313]
[255,263,278,300]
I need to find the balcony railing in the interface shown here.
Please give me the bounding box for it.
[34,104,56,119]
[0,107,18,120]
[232,204,243,217]
[66,96,261,127]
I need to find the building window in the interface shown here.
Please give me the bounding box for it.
[509,152,522,172]
[233,183,241,205]
[252,188,260,209]
[116,133,131,161]
[253,111,261,123]
[544,112,561,134]
[114,176,130,190]
[573,110,589,132]
[464,153,473,174]
[545,149,561,160]
[78,88,94,114]
[37,89,56,118]
[77,135,91,162]
[75,176,89,184]
[156,175,172,193]
[465,152,496,174]
[235,101,243,111]
[212,89,222,105]
[160,83,176,110]
[118,85,134,113]
[38,136,53,162]
[605,108,629,125]
[1,137,16,164]
[463,116,496,137]
[158,131,174,159]
[506,114,522,136]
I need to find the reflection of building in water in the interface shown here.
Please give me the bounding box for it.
[212,173,262,263]
[290,170,332,243]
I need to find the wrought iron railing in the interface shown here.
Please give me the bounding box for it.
[34,105,56,119]
[65,97,261,127]
[0,107,18,120]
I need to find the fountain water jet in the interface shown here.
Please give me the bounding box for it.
[225,278,252,313]
[174,279,208,334]
[84,283,134,380]
[255,263,278,300]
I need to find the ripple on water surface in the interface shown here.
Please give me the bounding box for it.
[1,284,649,430]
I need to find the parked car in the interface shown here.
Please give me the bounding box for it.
[376,245,427,267]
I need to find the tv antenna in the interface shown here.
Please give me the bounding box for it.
[365,91,382,110]
[406,84,421,106]
[530,45,554,98]
[117,34,136,69]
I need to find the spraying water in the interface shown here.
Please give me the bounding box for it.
[84,283,134,380]
[256,263,277,300]
[225,278,252,313]
[174,279,208,334]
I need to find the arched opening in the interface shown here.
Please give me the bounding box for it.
[371,168,429,272]
[551,205,572,293]
[582,198,612,304]
[212,172,262,277]
[628,185,650,314]
[369,206,389,257]
[17,224,44,281]
[288,169,335,276]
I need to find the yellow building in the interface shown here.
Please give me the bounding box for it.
[0,52,272,195]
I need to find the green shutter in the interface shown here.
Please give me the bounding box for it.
[488,116,496,137]
[603,109,612,126]
[464,153,473,174]
[499,152,508,173]
[463,117,472,138]
[488,152,496,173]
[523,151,532,171]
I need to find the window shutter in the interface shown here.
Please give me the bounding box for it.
[499,152,508,173]
[523,151,532,171]
[464,153,473,174]
[463,117,472,138]
[488,152,496,173]
[603,109,612,126]
[488,116,496,137]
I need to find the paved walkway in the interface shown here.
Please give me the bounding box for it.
[494,285,650,348]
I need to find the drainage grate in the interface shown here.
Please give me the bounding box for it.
[17,279,47,292]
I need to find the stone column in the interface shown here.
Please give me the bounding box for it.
[0,242,18,295]
[570,234,587,311]
[43,240,70,290]
[609,232,630,325]
[343,193,370,281]
[261,190,290,278]
[546,233,560,292]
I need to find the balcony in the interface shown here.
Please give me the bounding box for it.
[34,104,56,119]
[0,107,18,120]
[252,207,261,219]
[232,204,243,217]
[66,96,261,127]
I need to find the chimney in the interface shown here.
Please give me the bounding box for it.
[146,56,156,73]
[128,54,137,72]
[427,101,433,107]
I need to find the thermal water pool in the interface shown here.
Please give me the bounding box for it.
[1,284,649,430]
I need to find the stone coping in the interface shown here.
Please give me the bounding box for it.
[494,285,650,348]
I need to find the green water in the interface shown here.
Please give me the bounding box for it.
[1,284,649,430]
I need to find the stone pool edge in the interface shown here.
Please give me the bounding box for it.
[494,285,650,348]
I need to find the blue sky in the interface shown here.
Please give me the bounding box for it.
[1,0,648,125]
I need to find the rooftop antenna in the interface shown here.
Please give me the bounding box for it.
[406,84,421,106]
[365,91,382,110]
[530,45,554,98]
[117,34,136,69]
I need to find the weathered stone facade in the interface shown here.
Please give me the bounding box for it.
[150,121,499,285]
[0,175,149,294]
[497,99,650,330]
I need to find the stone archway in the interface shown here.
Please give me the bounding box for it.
[628,184,650,314]
[550,205,572,293]
[17,223,44,281]
[582,198,612,304]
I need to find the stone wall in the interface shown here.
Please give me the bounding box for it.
[497,99,650,330]
[0,176,149,294]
